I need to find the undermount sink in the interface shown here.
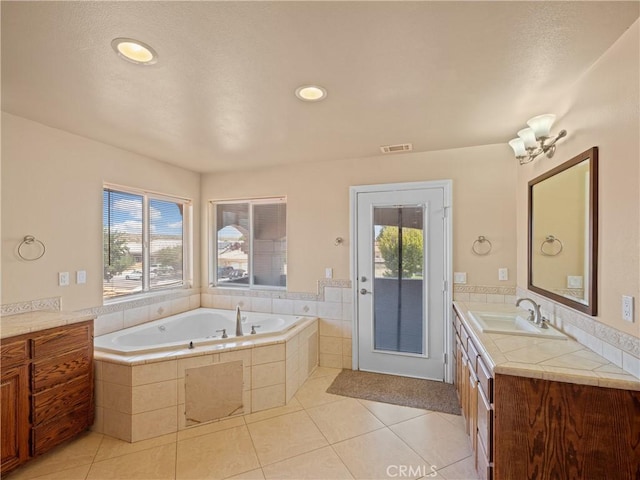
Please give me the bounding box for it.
[468,311,568,340]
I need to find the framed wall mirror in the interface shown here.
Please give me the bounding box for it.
[528,146,598,315]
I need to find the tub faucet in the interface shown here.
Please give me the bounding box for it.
[516,297,542,326]
[235,306,244,337]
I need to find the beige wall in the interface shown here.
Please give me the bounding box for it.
[202,143,517,293]
[517,21,640,337]
[1,113,201,311]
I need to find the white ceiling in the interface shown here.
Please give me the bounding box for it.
[2,1,638,173]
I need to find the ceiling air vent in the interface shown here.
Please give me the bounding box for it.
[380,143,413,154]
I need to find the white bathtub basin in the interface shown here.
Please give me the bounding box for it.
[468,311,567,340]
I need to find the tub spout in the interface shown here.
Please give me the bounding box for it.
[235,306,244,337]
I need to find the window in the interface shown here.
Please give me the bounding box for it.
[103,186,190,299]
[212,198,286,289]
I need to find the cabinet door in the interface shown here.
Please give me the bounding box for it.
[1,365,29,473]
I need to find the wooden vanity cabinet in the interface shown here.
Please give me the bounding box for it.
[1,339,30,473]
[454,308,640,479]
[453,311,494,480]
[0,321,94,474]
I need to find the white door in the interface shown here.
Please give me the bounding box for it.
[352,182,451,381]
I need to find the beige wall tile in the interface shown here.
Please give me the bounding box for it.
[320,336,343,356]
[131,406,177,442]
[285,334,299,358]
[102,363,132,386]
[252,361,285,390]
[252,384,285,412]
[252,297,273,313]
[95,380,104,408]
[220,348,252,366]
[149,301,173,321]
[95,311,124,336]
[92,406,104,434]
[253,344,285,365]
[132,360,177,386]
[342,338,352,357]
[103,409,132,442]
[200,293,214,308]
[320,353,342,369]
[132,380,178,414]
[319,318,342,337]
[342,356,352,369]
[103,382,132,413]
[171,296,191,315]
[177,354,214,378]
[189,294,201,310]
[123,305,150,329]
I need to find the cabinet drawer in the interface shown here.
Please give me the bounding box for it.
[32,374,92,425]
[32,349,91,392]
[1,339,29,368]
[454,314,462,336]
[460,324,470,351]
[31,322,92,359]
[476,432,493,480]
[467,338,479,372]
[31,404,92,456]
[477,384,493,459]
[477,355,493,402]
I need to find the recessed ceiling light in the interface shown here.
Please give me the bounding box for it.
[111,38,158,65]
[295,85,327,102]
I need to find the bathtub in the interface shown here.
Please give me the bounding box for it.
[94,308,307,355]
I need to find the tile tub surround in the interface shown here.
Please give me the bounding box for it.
[93,318,318,442]
[84,288,202,338]
[203,279,354,370]
[516,287,640,379]
[453,301,640,390]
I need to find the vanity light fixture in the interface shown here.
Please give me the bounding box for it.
[294,85,327,102]
[111,38,158,65]
[508,114,567,165]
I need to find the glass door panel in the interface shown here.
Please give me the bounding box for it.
[373,206,425,355]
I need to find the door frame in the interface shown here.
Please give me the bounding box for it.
[349,180,454,383]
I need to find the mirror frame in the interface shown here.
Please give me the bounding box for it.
[527,146,599,315]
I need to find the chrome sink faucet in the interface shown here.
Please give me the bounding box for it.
[235,305,244,337]
[516,297,543,326]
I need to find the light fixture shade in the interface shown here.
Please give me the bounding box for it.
[517,128,538,149]
[527,114,556,139]
[508,138,527,157]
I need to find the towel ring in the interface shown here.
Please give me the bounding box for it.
[18,235,46,261]
[472,236,492,256]
[541,235,563,256]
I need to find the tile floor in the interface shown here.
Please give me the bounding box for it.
[7,368,479,480]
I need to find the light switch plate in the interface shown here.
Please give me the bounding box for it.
[622,295,634,322]
[58,272,70,287]
[453,272,467,284]
[325,268,333,279]
[77,270,87,284]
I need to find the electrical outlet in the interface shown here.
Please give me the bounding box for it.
[622,295,634,322]
[498,268,508,281]
[325,268,333,279]
[77,270,87,284]
[58,272,70,287]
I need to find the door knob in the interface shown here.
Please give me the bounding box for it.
[360,288,371,295]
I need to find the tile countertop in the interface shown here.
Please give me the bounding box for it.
[453,301,640,392]
[0,310,96,340]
